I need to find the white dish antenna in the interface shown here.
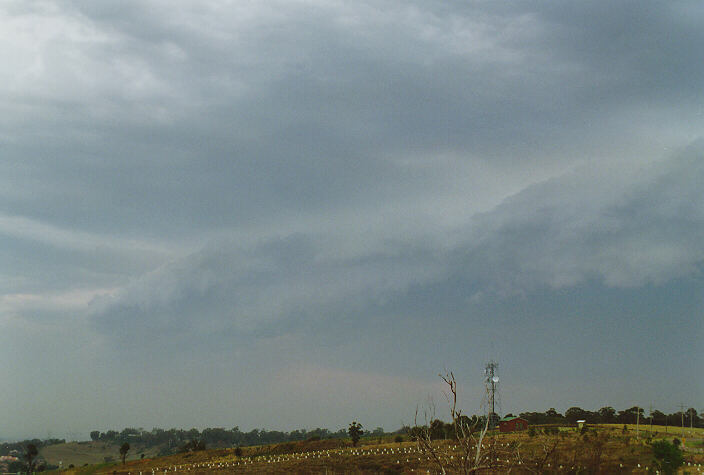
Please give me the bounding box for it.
[492,376,499,383]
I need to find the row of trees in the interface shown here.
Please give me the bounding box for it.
[404,415,489,442]
[89,426,352,448]
[85,405,702,451]
[519,406,703,427]
[400,405,704,442]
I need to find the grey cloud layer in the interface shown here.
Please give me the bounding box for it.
[92,145,704,346]
[3,0,701,238]
[2,0,703,439]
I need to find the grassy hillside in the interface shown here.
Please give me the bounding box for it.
[598,423,704,438]
[51,426,703,474]
[39,441,162,467]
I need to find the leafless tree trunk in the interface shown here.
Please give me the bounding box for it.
[412,371,518,474]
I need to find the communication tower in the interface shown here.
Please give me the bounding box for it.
[484,360,500,428]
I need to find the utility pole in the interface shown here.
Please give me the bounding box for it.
[679,403,686,440]
[636,405,640,440]
[649,404,653,436]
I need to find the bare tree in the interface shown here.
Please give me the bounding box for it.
[518,435,560,473]
[413,371,519,474]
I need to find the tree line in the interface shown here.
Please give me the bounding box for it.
[404,406,704,442]
[88,426,352,449]
[518,406,702,427]
[2,405,700,457]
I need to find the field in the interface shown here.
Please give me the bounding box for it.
[39,441,162,468]
[598,423,704,439]
[49,426,704,474]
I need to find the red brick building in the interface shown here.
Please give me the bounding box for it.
[498,416,529,432]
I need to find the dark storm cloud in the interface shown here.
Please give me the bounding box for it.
[4,0,701,238]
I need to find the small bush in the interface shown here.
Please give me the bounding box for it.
[528,427,536,437]
[349,421,363,447]
[180,439,206,452]
[651,439,684,474]
[234,446,243,457]
[394,435,404,443]
[157,447,174,457]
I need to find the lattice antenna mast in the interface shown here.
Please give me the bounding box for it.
[484,361,499,427]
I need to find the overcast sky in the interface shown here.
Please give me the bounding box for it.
[2,0,703,441]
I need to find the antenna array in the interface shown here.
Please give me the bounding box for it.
[484,361,500,428]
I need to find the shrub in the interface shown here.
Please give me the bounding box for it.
[394,435,404,443]
[528,427,536,437]
[7,461,24,473]
[157,447,174,457]
[651,439,684,474]
[408,426,424,441]
[234,446,243,457]
[349,421,363,447]
[180,439,206,452]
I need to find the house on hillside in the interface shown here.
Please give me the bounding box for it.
[499,416,529,432]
